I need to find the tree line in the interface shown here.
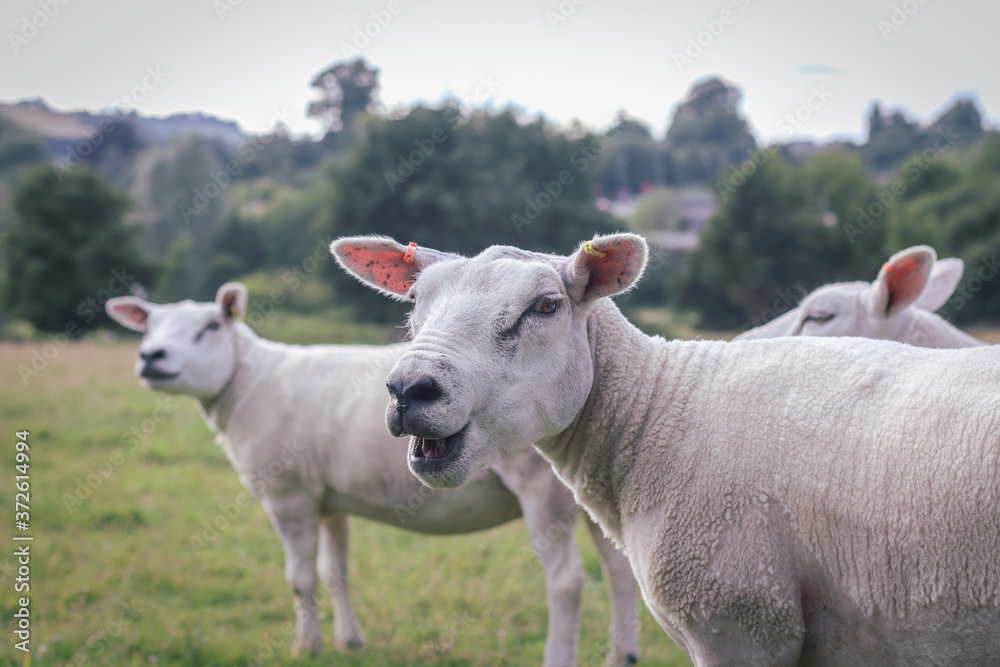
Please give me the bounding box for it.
[2,59,998,336]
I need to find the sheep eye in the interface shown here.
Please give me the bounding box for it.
[803,312,835,325]
[531,297,558,315]
[194,320,221,342]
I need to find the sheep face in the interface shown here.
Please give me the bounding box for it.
[106,283,248,401]
[734,246,964,342]
[332,234,648,488]
[741,281,876,339]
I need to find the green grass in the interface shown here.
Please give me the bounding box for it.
[249,307,404,347]
[0,336,692,667]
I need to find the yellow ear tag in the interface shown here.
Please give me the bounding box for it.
[583,240,607,259]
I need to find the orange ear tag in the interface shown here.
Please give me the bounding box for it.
[403,242,418,264]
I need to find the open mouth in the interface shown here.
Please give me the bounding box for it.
[410,426,467,463]
[141,366,179,381]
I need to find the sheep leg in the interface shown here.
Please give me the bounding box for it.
[265,497,322,656]
[523,499,585,667]
[318,513,365,650]
[493,453,585,667]
[585,516,641,666]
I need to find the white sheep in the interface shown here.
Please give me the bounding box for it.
[332,233,1000,666]
[734,245,984,347]
[105,283,640,667]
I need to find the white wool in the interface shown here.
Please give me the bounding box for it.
[551,299,1000,663]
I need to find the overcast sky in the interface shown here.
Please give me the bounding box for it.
[2,0,997,144]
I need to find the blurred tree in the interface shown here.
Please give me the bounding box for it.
[972,131,1000,173]
[0,123,46,173]
[901,159,962,202]
[609,111,654,141]
[681,152,881,329]
[200,216,267,292]
[863,103,925,172]
[130,135,229,300]
[867,103,885,136]
[85,116,143,168]
[0,119,54,295]
[0,116,48,267]
[664,78,757,183]
[235,126,345,185]
[3,166,153,332]
[803,152,885,274]
[78,116,147,191]
[0,117,47,188]
[326,106,618,320]
[307,58,380,139]
[927,99,984,146]
[132,135,228,259]
[596,111,662,195]
[234,129,297,183]
[154,236,195,306]
[255,178,333,269]
[288,137,326,171]
[885,134,1000,323]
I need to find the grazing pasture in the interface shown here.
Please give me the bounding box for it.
[0,336,690,666]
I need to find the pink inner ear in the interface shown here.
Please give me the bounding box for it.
[579,244,643,301]
[884,254,931,311]
[116,303,149,326]
[340,246,415,294]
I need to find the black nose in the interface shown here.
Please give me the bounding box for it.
[387,376,442,410]
[140,349,166,363]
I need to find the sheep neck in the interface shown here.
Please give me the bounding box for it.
[536,298,690,544]
[198,323,267,437]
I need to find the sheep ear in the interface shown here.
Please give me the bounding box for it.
[563,233,648,303]
[331,236,461,301]
[106,297,153,332]
[216,282,248,321]
[913,257,963,312]
[867,245,937,317]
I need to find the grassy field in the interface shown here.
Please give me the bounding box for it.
[0,329,693,667]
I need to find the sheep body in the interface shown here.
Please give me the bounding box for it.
[572,299,1000,664]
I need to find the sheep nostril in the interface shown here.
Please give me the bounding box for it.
[140,348,166,363]
[403,377,441,404]
[388,377,442,413]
